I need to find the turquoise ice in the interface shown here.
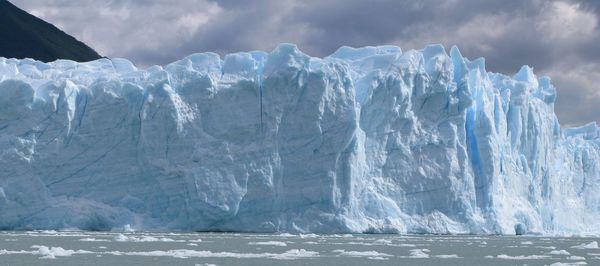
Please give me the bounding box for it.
[0,44,598,234]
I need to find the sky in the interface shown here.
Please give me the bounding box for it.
[10,0,600,127]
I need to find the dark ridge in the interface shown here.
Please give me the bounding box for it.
[0,0,102,62]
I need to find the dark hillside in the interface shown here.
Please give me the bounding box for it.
[0,0,102,62]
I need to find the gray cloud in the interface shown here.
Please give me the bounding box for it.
[9,0,600,127]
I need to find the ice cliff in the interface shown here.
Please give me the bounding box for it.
[0,44,598,235]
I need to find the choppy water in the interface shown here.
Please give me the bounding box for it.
[0,231,598,265]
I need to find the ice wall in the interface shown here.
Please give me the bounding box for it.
[0,44,598,235]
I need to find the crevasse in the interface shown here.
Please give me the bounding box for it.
[0,44,598,235]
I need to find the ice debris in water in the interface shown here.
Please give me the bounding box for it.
[571,241,599,249]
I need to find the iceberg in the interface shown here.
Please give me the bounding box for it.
[0,44,598,235]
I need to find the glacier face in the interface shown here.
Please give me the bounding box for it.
[0,44,598,235]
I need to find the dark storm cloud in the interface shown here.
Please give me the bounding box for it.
[287,0,539,56]
[8,0,600,126]
[286,0,555,72]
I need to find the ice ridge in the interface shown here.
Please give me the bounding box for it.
[0,43,598,235]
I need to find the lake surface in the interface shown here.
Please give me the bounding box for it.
[0,231,598,265]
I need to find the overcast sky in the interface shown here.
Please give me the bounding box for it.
[10,0,600,127]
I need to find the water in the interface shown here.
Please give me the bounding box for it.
[0,231,598,265]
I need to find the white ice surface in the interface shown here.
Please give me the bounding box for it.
[248,241,287,247]
[0,43,598,234]
[572,241,599,249]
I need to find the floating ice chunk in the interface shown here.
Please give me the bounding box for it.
[332,249,393,258]
[106,248,318,260]
[434,254,462,258]
[550,262,588,266]
[495,254,551,260]
[30,245,92,259]
[79,238,110,242]
[113,234,183,242]
[299,234,318,239]
[248,241,287,247]
[373,239,392,245]
[0,249,30,255]
[568,255,586,260]
[548,250,571,255]
[271,249,319,260]
[398,249,430,258]
[572,241,599,249]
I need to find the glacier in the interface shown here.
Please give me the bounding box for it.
[0,43,598,235]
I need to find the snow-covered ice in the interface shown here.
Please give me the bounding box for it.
[0,43,598,234]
